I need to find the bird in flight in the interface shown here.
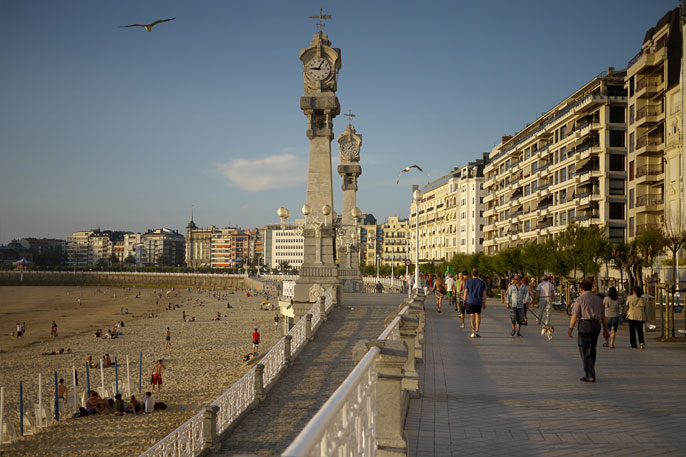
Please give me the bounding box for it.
[120,17,176,32]
[396,165,424,184]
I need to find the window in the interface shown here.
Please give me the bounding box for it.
[629,77,634,97]
[609,106,625,123]
[609,179,625,195]
[609,202,625,220]
[609,227,625,241]
[568,164,575,178]
[568,209,575,221]
[560,168,567,182]
[524,220,530,232]
[560,125,566,139]
[609,130,625,147]
[629,189,634,209]
[560,212,567,225]
[629,161,635,180]
[629,104,635,124]
[629,132,635,152]
[609,154,625,171]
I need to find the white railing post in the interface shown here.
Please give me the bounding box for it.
[254,364,265,401]
[284,334,292,365]
[305,314,313,341]
[202,405,220,452]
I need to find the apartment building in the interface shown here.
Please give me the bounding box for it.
[482,69,628,254]
[408,159,486,263]
[625,8,682,236]
[142,228,186,266]
[210,228,235,268]
[379,216,410,266]
[67,229,130,266]
[269,226,304,270]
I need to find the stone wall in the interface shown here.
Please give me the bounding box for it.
[0,271,246,289]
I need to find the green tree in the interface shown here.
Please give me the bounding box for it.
[577,226,610,279]
[557,224,585,279]
[520,241,550,279]
[124,255,136,266]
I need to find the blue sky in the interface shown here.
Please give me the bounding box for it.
[0,0,678,243]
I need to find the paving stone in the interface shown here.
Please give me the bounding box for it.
[405,298,686,457]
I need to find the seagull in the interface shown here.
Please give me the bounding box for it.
[120,17,176,32]
[396,165,424,184]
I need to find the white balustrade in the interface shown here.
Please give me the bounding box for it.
[139,288,332,457]
[282,347,379,457]
[139,411,204,457]
[261,338,286,389]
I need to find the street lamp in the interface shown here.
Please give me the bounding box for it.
[413,188,424,291]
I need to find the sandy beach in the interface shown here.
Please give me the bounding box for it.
[0,285,280,456]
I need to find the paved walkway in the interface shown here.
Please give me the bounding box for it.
[406,298,686,457]
[213,293,403,457]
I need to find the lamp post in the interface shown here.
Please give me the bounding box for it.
[413,188,424,291]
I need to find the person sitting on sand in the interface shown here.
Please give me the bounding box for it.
[86,391,111,414]
[94,329,102,338]
[113,393,125,416]
[105,329,113,339]
[143,392,155,414]
[212,312,221,321]
[87,355,98,368]
[102,354,112,368]
[127,395,143,414]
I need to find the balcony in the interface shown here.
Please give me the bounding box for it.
[628,36,667,70]
[635,163,664,179]
[635,194,664,208]
[636,223,662,235]
[635,134,664,155]
[635,104,664,125]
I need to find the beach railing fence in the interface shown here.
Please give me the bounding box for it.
[139,290,335,457]
[282,292,424,457]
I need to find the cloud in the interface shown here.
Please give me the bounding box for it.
[216,152,307,192]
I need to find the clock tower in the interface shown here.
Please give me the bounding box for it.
[291,24,342,315]
[337,118,363,292]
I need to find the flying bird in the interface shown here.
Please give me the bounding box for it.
[120,17,176,32]
[396,165,424,184]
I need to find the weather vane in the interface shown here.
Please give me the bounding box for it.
[309,8,331,32]
[344,110,356,125]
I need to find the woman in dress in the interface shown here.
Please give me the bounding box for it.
[434,275,446,313]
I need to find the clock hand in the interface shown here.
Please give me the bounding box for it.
[316,60,324,70]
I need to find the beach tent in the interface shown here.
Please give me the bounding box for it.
[13,258,32,270]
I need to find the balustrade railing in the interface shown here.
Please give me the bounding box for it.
[140,288,332,457]
[636,194,664,207]
[636,163,664,178]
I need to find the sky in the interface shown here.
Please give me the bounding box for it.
[0,0,679,243]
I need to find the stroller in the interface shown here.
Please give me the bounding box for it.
[525,305,554,340]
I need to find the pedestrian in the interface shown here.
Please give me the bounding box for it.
[521,276,534,325]
[499,275,508,303]
[463,268,487,338]
[274,313,280,329]
[536,275,555,328]
[165,327,171,348]
[567,280,610,382]
[252,328,260,352]
[16,322,22,339]
[457,271,468,327]
[151,359,166,392]
[445,273,455,312]
[624,285,646,349]
[434,275,446,313]
[506,275,530,336]
[603,286,622,348]
[51,321,58,337]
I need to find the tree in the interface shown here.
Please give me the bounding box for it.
[520,241,550,279]
[109,254,119,266]
[124,255,136,266]
[577,226,610,280]
[557,224,585,279]
[635,227,664,280]
[661,221,686,287]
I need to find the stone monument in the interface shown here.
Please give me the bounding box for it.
[337,116,363,292]
[291,20,342,320]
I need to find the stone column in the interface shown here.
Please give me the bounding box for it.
[353,340,409,457]
[254,364,265,400]
[399,315,419,393]
[202,405,220,452]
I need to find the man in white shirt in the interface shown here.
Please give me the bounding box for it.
[536,275,556,327]
[445,273,455,310]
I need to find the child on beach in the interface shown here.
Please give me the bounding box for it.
[165,328,171,347]
[143,392,154,413]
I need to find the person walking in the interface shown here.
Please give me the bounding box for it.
[151,359,166,392]
[445,273,455,312]
[463,268,487,338]
[603,286,623,348]
[567,280,610,382]
[457,271,468,328]
[624,285,647,349]
[536,275,556,328]
[165,327,171,348]
[506,275,530,336]
[434,275,446,313]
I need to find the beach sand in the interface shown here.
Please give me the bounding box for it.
[0,285,280,456]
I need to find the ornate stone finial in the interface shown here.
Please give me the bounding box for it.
[309,8,331,32]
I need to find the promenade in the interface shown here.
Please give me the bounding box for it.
[213,293,402,457]
[406,297,686,457]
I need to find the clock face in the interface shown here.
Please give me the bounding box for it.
[341,142,358,161]
[306,57,332,81]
